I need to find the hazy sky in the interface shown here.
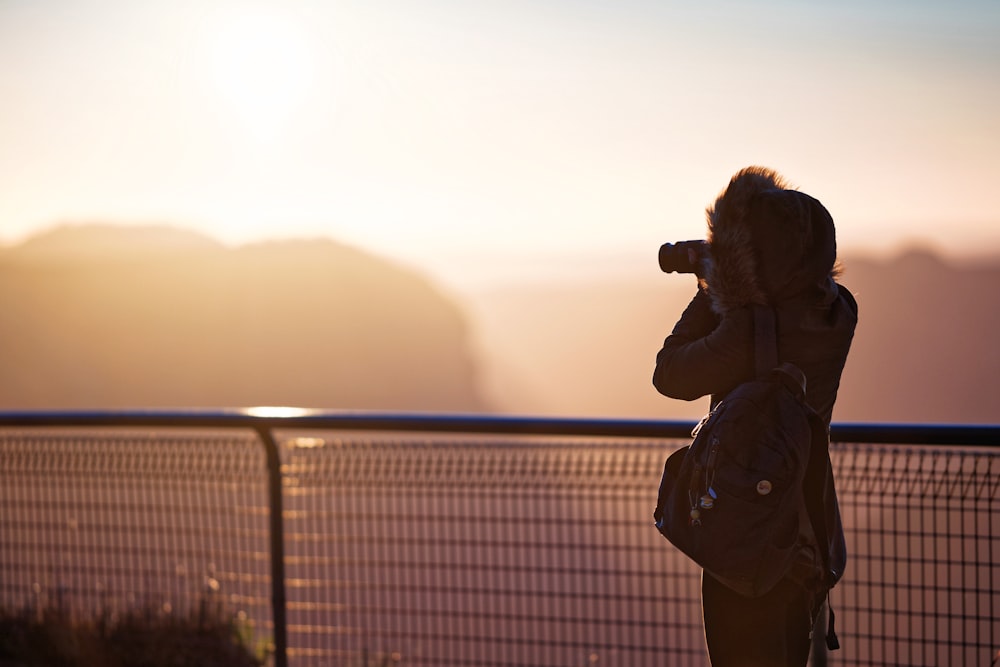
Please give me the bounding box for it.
[1,0,998,286]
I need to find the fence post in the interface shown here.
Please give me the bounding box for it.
[256,426,288,667]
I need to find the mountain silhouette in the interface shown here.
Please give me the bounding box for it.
[3,225,996,425]
[834,249,1000,423]
[0,225,487,411]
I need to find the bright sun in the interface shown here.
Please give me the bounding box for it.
[207,9,314,142]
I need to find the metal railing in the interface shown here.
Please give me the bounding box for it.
[1,410,997,667]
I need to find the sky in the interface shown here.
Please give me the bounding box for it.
[1,0,998,288]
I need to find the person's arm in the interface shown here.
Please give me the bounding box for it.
[652,288,754,401]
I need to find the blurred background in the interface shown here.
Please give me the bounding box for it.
[2,0,998,424]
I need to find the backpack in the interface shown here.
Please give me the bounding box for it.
[653,306,837,601]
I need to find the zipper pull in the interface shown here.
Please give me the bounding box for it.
[691,412,712,438]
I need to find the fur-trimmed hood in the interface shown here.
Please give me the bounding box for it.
[701,166,839,314]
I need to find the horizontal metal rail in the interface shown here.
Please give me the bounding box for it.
[0,409,997,446]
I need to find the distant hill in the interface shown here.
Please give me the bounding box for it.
[0,225,488,411]
[4,225,997,425]
[463,248,1000,425]
[835,249,1000,424]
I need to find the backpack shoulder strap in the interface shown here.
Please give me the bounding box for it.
[756,304,841,649]
[804,412,842,649]
[752,305,778,378]
[804,415,833,571]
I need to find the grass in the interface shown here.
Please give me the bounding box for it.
[0,594,269,667]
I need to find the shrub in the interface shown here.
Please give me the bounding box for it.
[0,596,267,667]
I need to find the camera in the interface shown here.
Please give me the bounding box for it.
[658,240,708,274]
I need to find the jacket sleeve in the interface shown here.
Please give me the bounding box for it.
[652,287,755,401]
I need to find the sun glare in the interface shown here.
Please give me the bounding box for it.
[207,9,314,142]
[245,406,313,419]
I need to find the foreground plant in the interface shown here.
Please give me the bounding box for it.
[0,596,268,667]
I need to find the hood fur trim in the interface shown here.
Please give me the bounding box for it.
[702,166,839,314]
[703,166,787,314]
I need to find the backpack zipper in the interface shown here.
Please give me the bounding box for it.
[690,435,721,524]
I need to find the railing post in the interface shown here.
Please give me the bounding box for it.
[256,426,288,667]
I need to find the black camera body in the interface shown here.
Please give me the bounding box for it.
[658,240,708,275]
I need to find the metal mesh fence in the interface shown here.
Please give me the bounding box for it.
[277,432,702,666]
[1,420,997,667]
[0,428,274,654]
[833,443,1000,667]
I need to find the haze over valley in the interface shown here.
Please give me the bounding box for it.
[2,224,996,425]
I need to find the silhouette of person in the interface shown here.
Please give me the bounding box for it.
[652,166,857,666]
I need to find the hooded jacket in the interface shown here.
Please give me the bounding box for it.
[652,166,856,423]
[652,166,857,587]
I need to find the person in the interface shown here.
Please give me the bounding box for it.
[652,166,858,666]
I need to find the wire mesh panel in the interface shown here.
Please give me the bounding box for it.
[278,432,703,667]
[2,416,997,667]
[832,442,1000,667]
[0,428,274,655]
